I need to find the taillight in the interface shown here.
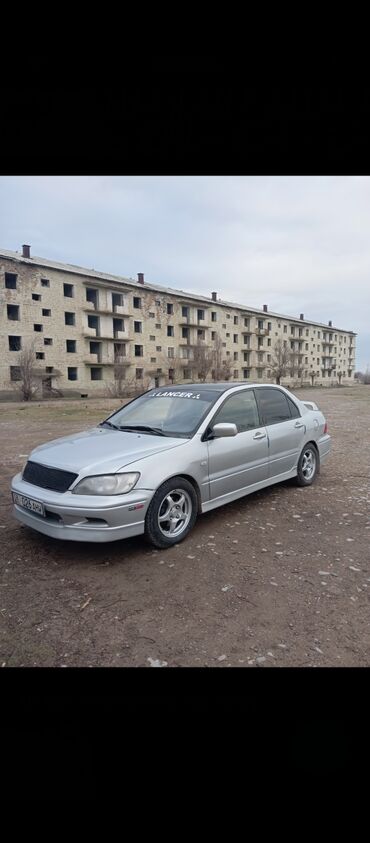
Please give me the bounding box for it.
[323,421,328,434]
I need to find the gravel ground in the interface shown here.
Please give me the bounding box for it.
[1,386,369,667]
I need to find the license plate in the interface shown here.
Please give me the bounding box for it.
[12,492,45,516]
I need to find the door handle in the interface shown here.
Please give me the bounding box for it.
[294,422,305,429]
[253,431,267,439]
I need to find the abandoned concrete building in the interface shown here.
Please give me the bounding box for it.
[0,245,356,397]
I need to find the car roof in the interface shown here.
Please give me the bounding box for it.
[149,382,251,393]
[178,382,256,390]
[149,382,286,394]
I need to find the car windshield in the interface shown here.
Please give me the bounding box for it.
[103,388,220,438]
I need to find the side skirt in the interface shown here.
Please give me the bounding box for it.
[201,468,297,513]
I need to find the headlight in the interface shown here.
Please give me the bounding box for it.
[72,473,140,496]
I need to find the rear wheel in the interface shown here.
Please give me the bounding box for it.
[295,444,319,486]
[145,476,198,548]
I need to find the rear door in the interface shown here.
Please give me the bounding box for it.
[255,387,306,478]
[206,389,269,500]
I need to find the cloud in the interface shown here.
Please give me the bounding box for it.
[1,176,369,369]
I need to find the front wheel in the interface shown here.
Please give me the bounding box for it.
[145,476,198,548]
[295,444,319,486]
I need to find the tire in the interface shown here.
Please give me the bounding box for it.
[145,476,198,548]
[295,443,319,487]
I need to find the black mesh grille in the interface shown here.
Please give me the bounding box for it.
[22,461,78,492]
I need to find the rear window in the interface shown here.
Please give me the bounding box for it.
[256,388,293,425]
[286,395,300,418]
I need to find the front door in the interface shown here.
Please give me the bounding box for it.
[206,389,269,500]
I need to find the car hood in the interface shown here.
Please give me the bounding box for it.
[28,427,187,476]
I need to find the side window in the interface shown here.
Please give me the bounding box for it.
[212,390,260,433]
[286,395,301,419]
[256,388,291,424]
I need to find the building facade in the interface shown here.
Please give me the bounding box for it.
[0,245,356,398]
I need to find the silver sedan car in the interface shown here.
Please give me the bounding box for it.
[11,382,331,548]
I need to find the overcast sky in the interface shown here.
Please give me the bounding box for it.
[1,176,369,370]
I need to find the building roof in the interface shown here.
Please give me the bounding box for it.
[0,247,356,336]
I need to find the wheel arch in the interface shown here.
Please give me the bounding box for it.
[304,439,320,457]
[301,439,320,470]
[159,472,202,514]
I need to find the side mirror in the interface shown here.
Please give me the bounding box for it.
[212,422,238,438]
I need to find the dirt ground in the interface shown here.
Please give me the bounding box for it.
[1,387,369,667]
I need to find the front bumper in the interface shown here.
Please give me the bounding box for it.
[11,473,153,543]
